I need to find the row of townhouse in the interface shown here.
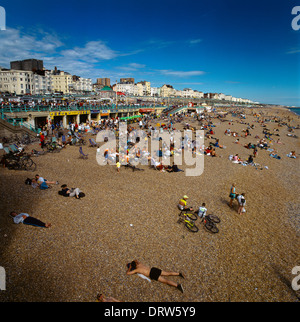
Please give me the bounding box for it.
[112,82,252,103]
[0,67,92,95]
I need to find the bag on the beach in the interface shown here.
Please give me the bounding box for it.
[25,178,32,185]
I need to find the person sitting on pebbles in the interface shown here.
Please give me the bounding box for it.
[178,195,193,211]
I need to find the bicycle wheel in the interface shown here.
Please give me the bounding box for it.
[208,215,220,223]
[186,212,198,221]
[204,221,219,234]
[185,221,199,233]
[24,159,37,171]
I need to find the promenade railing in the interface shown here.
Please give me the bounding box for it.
[0,104,167,114]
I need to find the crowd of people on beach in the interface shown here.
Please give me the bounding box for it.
[3,105,299,301]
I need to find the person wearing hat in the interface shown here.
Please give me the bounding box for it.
[178,195,193,211]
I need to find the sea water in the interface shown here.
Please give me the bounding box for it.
[290,108,300,116]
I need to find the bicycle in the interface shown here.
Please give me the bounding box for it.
[45,142,61,153]
[201,214,220,234]
[6,153,36,172]
[179,210,198,221]
[177,212,199,233]
[21,155,37,171]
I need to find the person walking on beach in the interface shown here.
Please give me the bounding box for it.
[116,161,121,173]
[229,184,236,208]
[126,260,184,293]
[237,193,246,214]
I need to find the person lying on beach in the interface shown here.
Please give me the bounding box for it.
[211,148,218,157]
[96,293,121,302]
[213,139,224,148]
[287,151,297,158]
[126,260,184,293]
[9,211,51,228]
[244,142,255,149]
[35,174,58,186]
[59,184,84,199]
[204,145,213,155]
[31,178,39,189]
[269,151,281,159]
[166,162,184,173]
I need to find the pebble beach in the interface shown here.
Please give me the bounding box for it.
[0,106,299,302]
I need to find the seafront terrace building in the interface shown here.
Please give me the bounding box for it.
[70,76,92,94]
[33,70,53,95]
[0,69,34,95]
[51,71,73,94]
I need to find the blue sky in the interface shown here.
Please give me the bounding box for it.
[0,0,299,106]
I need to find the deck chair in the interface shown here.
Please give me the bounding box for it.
[9,144,19,153]
[14,143,23,151]
[3,147,11,154]
[79,146,88,159]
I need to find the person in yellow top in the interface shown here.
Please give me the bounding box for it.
[116,161,121,173]
[178,195,193,211]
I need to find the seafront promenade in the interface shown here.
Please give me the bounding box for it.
[0,103,168,132]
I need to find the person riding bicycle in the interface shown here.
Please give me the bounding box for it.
[197,203,207,219]
[178,195,193,211]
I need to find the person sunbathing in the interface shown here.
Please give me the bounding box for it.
[287,151,297,158]
[59,184,83,199]
[96,293,121,302]
[9,211,51,228]
[214,139,224,148]
[167,162,184,172]
[205,146,212,155]
[126,260,184,293]
[211,148,218,157]
[35,174,58,186]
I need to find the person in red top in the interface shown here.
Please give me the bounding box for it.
[40,132,45,149]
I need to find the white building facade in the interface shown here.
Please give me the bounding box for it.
[0,69,34,95]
